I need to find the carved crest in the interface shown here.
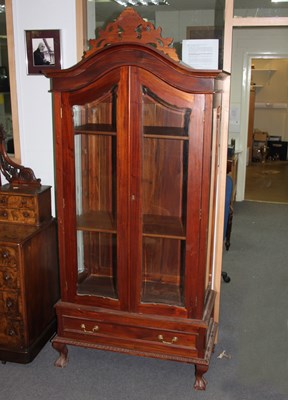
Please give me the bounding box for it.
[84,7,179,62]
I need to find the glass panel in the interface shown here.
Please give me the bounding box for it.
[141,88,189,307]
[73,89,117,298]
[0,4,13,154]
[91,1,224,69]
[234,0,288,18]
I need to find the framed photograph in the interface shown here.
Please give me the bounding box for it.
[25,30,61,75]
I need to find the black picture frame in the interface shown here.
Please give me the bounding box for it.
[25,30,61,75]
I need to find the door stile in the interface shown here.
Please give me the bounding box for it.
[184,94,206,319]
[127,66,143,312]
[61,93,79,301]
[117,66,131,311]
[196,95,213,319]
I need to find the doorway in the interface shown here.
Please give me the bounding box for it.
[244,57,288,204]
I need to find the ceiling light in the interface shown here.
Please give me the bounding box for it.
[271,0,288,2]
[113,0,169,6]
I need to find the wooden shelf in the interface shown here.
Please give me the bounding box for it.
[144,126,188,140]
[77,212,186,239]
[77,275,117,298]
[74,124,188,140]
[77,211,116,233]
[74,123,116,135]
[142,281,183,306]
[143,214,186,239]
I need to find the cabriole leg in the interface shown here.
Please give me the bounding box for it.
[52,341,68,368]
[194,364,208,390]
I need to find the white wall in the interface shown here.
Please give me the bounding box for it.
[12,0,78,214]
[230,27,288,201]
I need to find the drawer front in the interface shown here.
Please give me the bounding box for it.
[0,246,18,268]
[0,317,24,348]
[0,291,20,316]
[62,315,197,351]
[0,268,18,289]
[0,194,35,210]
[0,208,37,225]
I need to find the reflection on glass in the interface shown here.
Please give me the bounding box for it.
[73,89,117,298]
[141,87,190,306]
[0,5,13,154]
[92,2,224,68]
[234,0,288,17]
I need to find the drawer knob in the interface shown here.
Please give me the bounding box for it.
[2,251,9,259]
[6,299,14,309]
[80,323,99,333]
[3,272,10,281]
[158,334,178,345]
[0,211,8,218]
[7,329,16,336]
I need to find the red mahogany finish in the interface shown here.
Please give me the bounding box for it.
[45,8,226,390]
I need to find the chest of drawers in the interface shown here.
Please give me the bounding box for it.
[0,184,59,363]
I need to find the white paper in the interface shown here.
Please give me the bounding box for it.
[182,39,219,70]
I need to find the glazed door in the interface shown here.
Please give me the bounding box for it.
[129,68,212,319]
[62,69,129,310]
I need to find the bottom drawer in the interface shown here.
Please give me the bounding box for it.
[0,318,24,349]
[61,315,198,358]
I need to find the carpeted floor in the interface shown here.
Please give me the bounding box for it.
[1,202,288,399]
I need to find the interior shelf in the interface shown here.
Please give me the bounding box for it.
[77,275,117,298]
[77,211,116,233]
[77,211,186,239]
[74,124,189,140]
[144,126,189,140]
[141,281,183,306]
[143,214,186,239]
[74,123,116,135]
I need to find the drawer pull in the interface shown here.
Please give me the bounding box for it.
[158,334,178,345]
[7,329,16,336]
[3,272,10,281]
[80,323,99,333]
[6,299,14,309]
[2,251,9,259]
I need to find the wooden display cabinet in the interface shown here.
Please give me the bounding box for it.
[45,9,226,390]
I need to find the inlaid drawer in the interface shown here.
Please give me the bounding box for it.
[0,291,20,316]
[0,184,52,226]
[0,268,18,289]
[0,246,17,268]
[0,194,35,210]
[0,317,24,348]
[0,208,37,225]
[62,315,197,351]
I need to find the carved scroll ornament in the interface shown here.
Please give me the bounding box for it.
[84,7,179,62]
[0,125,41,186]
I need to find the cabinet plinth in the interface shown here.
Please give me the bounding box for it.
[44,8,226,390]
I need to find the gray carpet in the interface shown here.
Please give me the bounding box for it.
[1,201,288,399]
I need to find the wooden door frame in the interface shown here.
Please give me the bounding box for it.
[213,0,288,328]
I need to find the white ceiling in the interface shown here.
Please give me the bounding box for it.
[92,0,288,22]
